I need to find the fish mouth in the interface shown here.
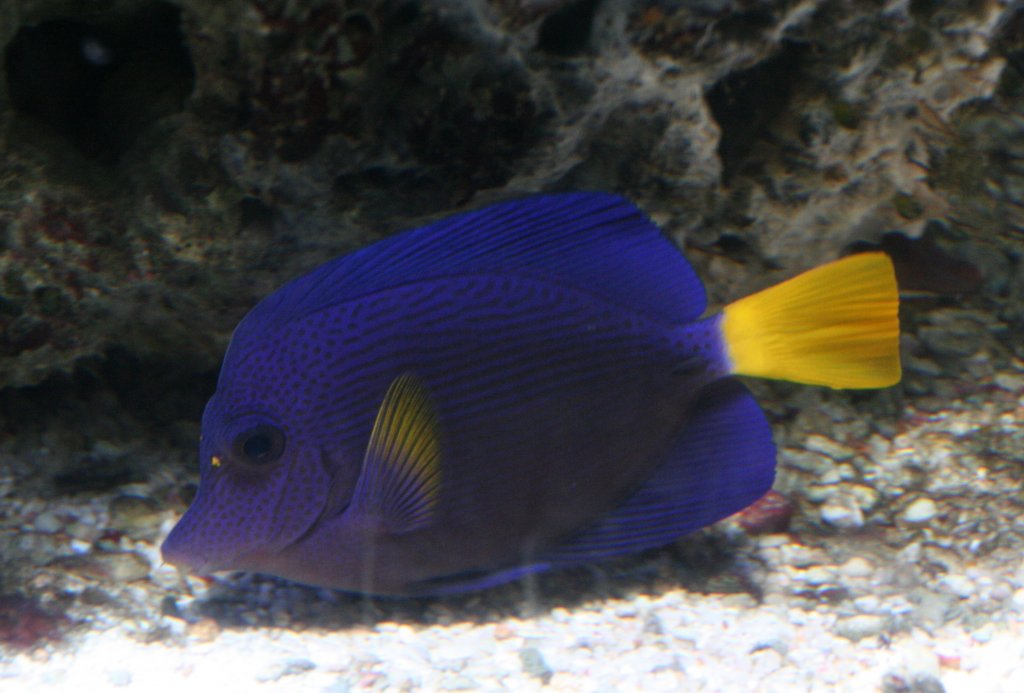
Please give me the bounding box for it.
[160,534,221,576]
[160,522,246,577]
[161,530,284,579]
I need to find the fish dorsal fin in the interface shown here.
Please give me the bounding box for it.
[232,193,706,347]
[352,374,442,533]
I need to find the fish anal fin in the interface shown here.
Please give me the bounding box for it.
[538,379,776,566]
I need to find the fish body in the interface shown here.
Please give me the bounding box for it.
[162,193,900,595]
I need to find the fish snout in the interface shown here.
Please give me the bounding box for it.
[160,526,218,576]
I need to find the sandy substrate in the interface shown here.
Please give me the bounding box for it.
[1,566,1022,692]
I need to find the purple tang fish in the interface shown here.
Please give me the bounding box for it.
[161,192,900,596]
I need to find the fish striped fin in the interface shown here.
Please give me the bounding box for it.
[720,252,901,389]
[354,374,442,533]
[533,380,775,566]
[230,193,707,351]
[411,380,778,591]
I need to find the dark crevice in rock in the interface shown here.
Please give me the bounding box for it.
[4,1,195,162]
[712,7,777,43]
[536,0,603,56]
[0,346,217,490]
[993,5,1024,97]
[87,346,217,428]
[705,40,807,185]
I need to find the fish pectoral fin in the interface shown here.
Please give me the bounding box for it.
[352,374,442,533]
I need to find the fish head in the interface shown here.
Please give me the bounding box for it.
[161,337,359,578]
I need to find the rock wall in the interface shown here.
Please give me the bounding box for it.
[0,0,1021,431]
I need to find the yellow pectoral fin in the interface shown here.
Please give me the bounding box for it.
[354,374,442,532]
[721,252,901,389]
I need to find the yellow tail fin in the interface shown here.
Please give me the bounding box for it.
[720,252,901,389]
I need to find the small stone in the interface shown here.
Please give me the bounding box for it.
[160,596,182,619]
[33,511,63,534]
[909,674,946,693]
[48,550,151,582]
[1012,588,1024,610]
[187,617,220,643]
[69,539,91,554]
[820,498,864,529]
[839,557,874,579]
[441,675,480,690]
[915,591,958,627]
[779,544,828,569]
[902,498,938,524]
[323,680,351,693]
[881,673,911,693]
[835,614,886,641]
[971,624,994,643]
[107,495,162,537]
[95,551,151,582]
[519,647,553,684]
[803,434,855,460]
[802,566,835,586]
[900,642,940,679]
[751,638,789,657]
[106,670,132,687]
[79,587,114,606]
[736,491,794,534]
[854,595,881,613]
[940,574,974,599]
[905,354,943,376]
[805,484,837,504]
[279,658,315,678]
[493,622,516,640]
[784,449,832,474]
[849,484,880,512]
[994,372,1024,392]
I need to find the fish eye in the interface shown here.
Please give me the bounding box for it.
[231,424,286,467]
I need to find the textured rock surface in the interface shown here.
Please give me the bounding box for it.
[0,0,1020,393]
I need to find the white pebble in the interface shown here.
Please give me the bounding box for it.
[899,642,940,679]
[854,595,882,613]
[804,434,855,461]
[33,511,62,533]
[849,484,880,512]
[902,498,938,524]
[972,624,995,643]
[70,539,92,554]
[802,567,836,586]
[835,614,886,642]
[840,557,875,579]
[994,372,1024,391]
[940,575,975,599]
[820,499,864,529]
